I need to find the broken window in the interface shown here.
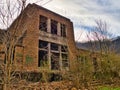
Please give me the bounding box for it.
[51,52,60,70]
[61,24,66,37]
[51,43,59,51]
[61,45,69,69]
[39,15,47,32]
[38,40,49,67]
[51,20,58,35]
[61,45,68,52]
[39,40,48,49]
[62,54,69,68]
[38,50,48,67]
[38,40,69,70]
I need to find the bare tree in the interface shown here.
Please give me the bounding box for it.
[0,1,27,89]
[87,19,117,82]
[0,0,53,89]
[91,19,112,54]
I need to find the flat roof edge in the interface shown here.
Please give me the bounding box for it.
[28,3,71,22]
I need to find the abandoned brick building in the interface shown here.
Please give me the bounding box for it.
[0,4,77,72]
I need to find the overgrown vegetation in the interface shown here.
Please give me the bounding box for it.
[98,86,120,90]
[62,19,120,89]
[0,0,120,90]
[61,51,120,89]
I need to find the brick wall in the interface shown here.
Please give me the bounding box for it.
[1,4,78,72]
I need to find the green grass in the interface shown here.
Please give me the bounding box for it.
[98,86,120,90]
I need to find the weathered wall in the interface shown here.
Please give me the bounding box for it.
[5,4,78,72]
[0,44,5,63]
[66,22,78,71]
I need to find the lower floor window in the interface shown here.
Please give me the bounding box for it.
[38,50,48,67]
[62,54,69,68]
[51,52,60,70]
[38,40,69,70]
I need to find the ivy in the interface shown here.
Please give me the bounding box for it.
[25,55,33,64]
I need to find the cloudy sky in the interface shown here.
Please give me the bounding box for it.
[1,0,120,42]
[33,0,120,42]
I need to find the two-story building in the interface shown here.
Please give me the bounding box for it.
[0,3,77,72]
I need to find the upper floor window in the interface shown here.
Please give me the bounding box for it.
[51,20,58,35]
[61,24,66,37]
[39,15,47,32]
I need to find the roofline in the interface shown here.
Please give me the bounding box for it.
[29,3,71,21]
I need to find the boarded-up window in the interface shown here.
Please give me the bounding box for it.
[15,46,24,64]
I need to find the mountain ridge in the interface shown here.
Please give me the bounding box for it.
[76,36,120,54]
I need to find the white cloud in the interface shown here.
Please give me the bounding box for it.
[74,29,89,42]
[1,0,120,42]
[41,0,120,42]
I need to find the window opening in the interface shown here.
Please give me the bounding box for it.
[39,40,48,49]
[61,45,68,52]
[39,15,47,32]
[61,24,66,37]
[51,43,59,51]
[38,50,48,67]
[51,52,60,70]
[62,54,69,68]
[51,20,57,35]
[61,45,69,69]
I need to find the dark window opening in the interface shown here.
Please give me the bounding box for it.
[51,53,60,70]
[62,54,68,60]
[39,15,47,32]
[61,45,68,52]
[39,40,48,49]
[51,20,58,35]
[61,24,66,37]
[38,50,48,67]
[62,54,69,68]
[51,43,59,51]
